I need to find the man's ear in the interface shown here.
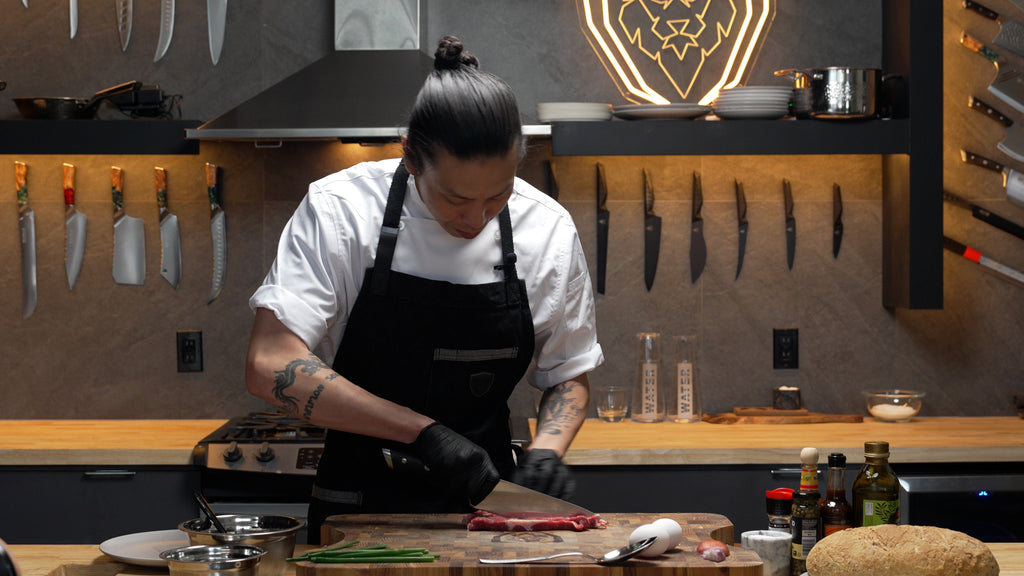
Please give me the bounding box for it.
[402,137,420,176]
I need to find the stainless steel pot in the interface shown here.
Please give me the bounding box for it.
[775,67,882,119]
[179,515,303,576]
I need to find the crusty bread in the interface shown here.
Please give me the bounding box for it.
[806,524,999,576]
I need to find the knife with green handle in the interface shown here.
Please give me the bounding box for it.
[16,161,36,319]
[112,166,146,285]
[156,167,181,289]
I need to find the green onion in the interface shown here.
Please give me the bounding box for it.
[288,541,439,563]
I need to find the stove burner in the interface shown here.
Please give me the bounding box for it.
[215,411,326,442]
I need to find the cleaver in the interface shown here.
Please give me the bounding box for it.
[155,167,181,288]
[111,166,146,285]
[964,0,1024,58]
[968,95,1024,163]
[960,32,1024,115]
[382,448,595,516]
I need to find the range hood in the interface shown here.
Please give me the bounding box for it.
[186,50,550,143]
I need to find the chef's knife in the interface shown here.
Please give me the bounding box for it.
[944,190,1024,242]
[15,161,36,319]
[783,179,796,270]
[154,0,174,62]
[964,0,1024,59]
[117,0,132,52]
[735,179,748,280]
[69,0,77,38]
[596,162,609,294]
[960,148,1024,207]
[63,163,87,290]
[155,167,181,289]
[642,168,661,291]
[944,236,1024,288]
[208,163,227,304]
[207,0,227,65]
[111,166,146,285]
[690,171,706,283]
[960,32,1024,115]
[382,448,595,516]
[833,183,844,259]
[968,96,1024,163]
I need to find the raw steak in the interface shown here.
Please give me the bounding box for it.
[465,510,607,532]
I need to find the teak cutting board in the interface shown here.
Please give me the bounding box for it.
[704,407,863,424]
[301,513,761,576]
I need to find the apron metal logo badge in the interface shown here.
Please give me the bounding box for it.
[576,0,776,105]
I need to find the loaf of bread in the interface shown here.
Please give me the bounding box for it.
[806,524,999,576]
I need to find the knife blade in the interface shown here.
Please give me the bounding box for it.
[968,95,1024,163]
[690,171,706,283]
[208,163,227,304]
[69,0,77,38]
[833,183,844,259]
[944,235,1024,287]
[63,163,87,290]
[960,32,1024,115]
[155,167,181,289]
[596,162,609,294]
[154,0,174,62]
[208,0,227,65]
[944,190,1024,242]
[111,166,146,285]
[783,179,796,270]
[735,179,747,280]
[117,0,132,52]
[960,148,1024,208]
[381,448,595,516]
[642,168,661,292]
[15,161,36,319]
[964,0,1024,58]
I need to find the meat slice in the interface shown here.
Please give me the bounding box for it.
[465,510,607,532]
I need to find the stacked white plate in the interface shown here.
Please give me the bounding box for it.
[536,102,613,123]
[612,103,712,120]
[713,86,793,119]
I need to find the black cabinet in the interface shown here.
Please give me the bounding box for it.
[0,466,200,544]
[0,120,201,155]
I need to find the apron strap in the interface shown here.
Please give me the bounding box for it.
[371,163,410,296]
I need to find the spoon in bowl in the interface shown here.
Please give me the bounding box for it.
[478,536,657,565]
[192,489,227,533]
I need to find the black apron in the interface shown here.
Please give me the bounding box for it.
[307,163,534,542]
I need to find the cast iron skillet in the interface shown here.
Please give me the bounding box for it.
[13,81,141,119]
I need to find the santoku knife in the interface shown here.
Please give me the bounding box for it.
[783,179,796,269]
[208,0,227,65]
[690,171,706,283]
[833,183,843,258]
[16,161,36,319]
[208,163,227,303]
[735,179,747,279]
[642,168,661,291]
[63,163,87,290]
[154,0,174,62]
[117,0,132,52]
[964,0,1024,59]
[944,190,1024,242]
[156,167,181,289]
[960,32,1024,115]
[596,162,609,294]
[944,235,1024,287]
[968,95,1024,163]
[111,166,146,285]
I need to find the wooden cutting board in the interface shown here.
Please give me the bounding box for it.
[300,513,761,576]
[704,408,863,424]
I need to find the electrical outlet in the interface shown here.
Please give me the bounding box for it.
[177,330,203,372]
[773,328,799,369]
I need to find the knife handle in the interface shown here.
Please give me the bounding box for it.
[964,0,1000,21]
[111,166,125,212]
[692,172,703,218]
[961,32,1001,63]
[961,149,1006,173]
[15,161,27,202]
[735,180,746,219]
[206,162,221,207]
[155,166,168,209]
[969,95,1014,127]
[63,163,76,205]
[783,179,794,215]
[382,448,430,474]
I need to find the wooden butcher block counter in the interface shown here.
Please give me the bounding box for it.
[312,513,761,576]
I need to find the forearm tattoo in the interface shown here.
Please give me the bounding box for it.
[273,354,335,418]
[536,380,585,436]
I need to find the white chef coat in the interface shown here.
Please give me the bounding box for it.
[250,158,603,391]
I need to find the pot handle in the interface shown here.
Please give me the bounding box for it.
[879,73,907,119]
[773,68,810,82]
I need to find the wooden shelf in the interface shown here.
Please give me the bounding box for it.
[0,120,201,155]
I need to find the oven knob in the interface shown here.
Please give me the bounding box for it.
[255,442,276,463]
[222,441,243,463]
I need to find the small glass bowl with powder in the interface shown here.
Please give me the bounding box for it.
[864,389,925,422]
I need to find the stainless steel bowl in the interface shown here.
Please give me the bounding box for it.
[160,545,265,576]
[179,515,304,576]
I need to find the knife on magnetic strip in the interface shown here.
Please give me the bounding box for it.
[16,161,36,319]
[117,0,132,52]
[642,168,661,291]
[690,171,706,283]
[735,179,748,279]
[156,167,181,288]
[207,0,227,65]
[207,163,227,304]
[833,183,844,258]
[783,179,796,269]
[63,163,87,290]
[944,235,1024,287]
[112,166,146,285]
[596,162,609,294]
[944,190,1024,242]
[154,0,174,62]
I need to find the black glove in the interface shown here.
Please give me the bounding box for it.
[512,448,575,500]
[410,422,499,506]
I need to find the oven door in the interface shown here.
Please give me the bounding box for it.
[899,474,1024,542]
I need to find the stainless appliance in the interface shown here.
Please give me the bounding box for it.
[899,473,1024,542]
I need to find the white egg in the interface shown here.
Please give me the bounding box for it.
[651,517,683,549]
[628,523,671,557]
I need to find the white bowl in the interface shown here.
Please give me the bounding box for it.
[864,389,925,422]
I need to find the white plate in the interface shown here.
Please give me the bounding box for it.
[612,103,712,120]
[537,102,613,123]
[99,529,190,567]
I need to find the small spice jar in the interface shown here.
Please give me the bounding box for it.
[766,487,794,532]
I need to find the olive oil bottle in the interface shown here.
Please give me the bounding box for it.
[852,441,900,526]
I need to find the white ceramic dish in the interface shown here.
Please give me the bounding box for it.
[536,102,613,122]
[100,529,190,567]
[612,103,712,120]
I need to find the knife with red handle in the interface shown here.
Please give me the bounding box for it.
[944,236,1024,287]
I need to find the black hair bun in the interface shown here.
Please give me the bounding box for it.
[434,35,479,70]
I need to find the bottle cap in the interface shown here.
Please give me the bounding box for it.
[766,487,794,515]
[828,452,846,467]
[864,441,890,458]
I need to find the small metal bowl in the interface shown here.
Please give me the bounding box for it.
[160,545,266,576]
[179,515,303,576]
[864,389,925,422]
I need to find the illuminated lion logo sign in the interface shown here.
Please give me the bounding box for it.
[577,0,775,105]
